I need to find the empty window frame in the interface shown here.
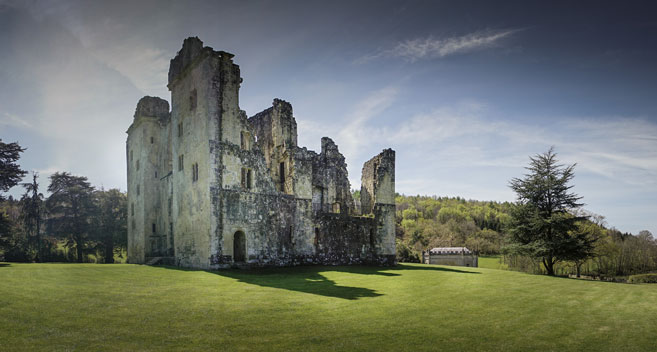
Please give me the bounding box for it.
[189,89,197,111]
[241,168,253,189]
[192,163,199,182]
[178,154,184,171]
[240,131,250,150]
[178,122,183,138]
[279,162,285,192]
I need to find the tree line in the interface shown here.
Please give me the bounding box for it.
[4,138,655,277]
[393,148,656,278]
[0,139,126,263]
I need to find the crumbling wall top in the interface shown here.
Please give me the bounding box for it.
[134,96,170,121]
[168,36,235,87]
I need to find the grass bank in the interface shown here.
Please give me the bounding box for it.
[1,263,655,351]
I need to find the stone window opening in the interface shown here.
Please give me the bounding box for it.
[332,202,340,214]
[136,184,140,196]
[240,131,251,150]
[370,229,376,250]
[178,154,184,171]
[131,203,134,217]
[155,171,158,178]
[233,231,246,263]
[152,223,156,235]
[136,159,140,171]
[314,228,320,249]
[178,122,183,138]
[189,89,197,111]
[279,162,285,192]
[150,136,154,144]
[192,163,199,182]
[241,168,253,190]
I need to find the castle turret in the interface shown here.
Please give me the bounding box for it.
[126,96,170,263]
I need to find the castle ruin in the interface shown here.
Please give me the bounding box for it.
[126,37,395,269]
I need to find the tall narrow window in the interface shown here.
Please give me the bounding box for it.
[370,229,376,250]
[152,223,156,234]
[192,163,199,182]
[240,131,250,150]
[279,162,285,191]
[155,171,158,178]
[137,184,140,196]
[189,89,197,111]
[247,169,252,189]
[131,203,134,216]
[241,168,246,188]
[136,159,140,171]
[150,136,154,144]
[178,122,183,138]
[178,155,184,171]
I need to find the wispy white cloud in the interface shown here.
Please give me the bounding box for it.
[356,29,519,64]
[330,92,657,199]
[336,86,398,161]
[0,112,32,128]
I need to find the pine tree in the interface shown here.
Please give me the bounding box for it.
[507,147,595,276]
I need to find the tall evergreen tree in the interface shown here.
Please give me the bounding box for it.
[0,139,26,251]
[20,173,45,261]
[46,172,96,263]
[507,148,595,276]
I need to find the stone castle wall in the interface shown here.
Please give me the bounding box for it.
[126,37,397,269]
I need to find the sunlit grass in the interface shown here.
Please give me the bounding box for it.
[1,263,656,351]
[478,255,509,270]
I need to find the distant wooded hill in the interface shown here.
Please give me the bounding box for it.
[392,194,657,277]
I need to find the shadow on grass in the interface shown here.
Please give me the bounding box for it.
[0,263,10,267]
[160,263,479,300]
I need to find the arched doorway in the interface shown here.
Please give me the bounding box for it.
[233,231,246,262]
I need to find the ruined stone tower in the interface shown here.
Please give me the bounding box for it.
[126,37,396,269]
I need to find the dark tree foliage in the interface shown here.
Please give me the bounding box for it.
[507,148,595,276]
[46,172,96,263]
[20,172,45,261]
[0,139,26,252]
[92,189,127,263]
[0,139,27,198]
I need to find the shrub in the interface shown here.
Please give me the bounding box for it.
[627,273,657,284]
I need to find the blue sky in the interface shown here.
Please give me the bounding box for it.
[1,0,656,235]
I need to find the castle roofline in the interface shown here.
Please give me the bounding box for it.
[167,37,236,89]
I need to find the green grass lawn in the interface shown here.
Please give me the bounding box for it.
[478,255,509,270]
[1,263,656,351]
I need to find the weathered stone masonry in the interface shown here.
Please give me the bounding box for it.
[126,37,396,269]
